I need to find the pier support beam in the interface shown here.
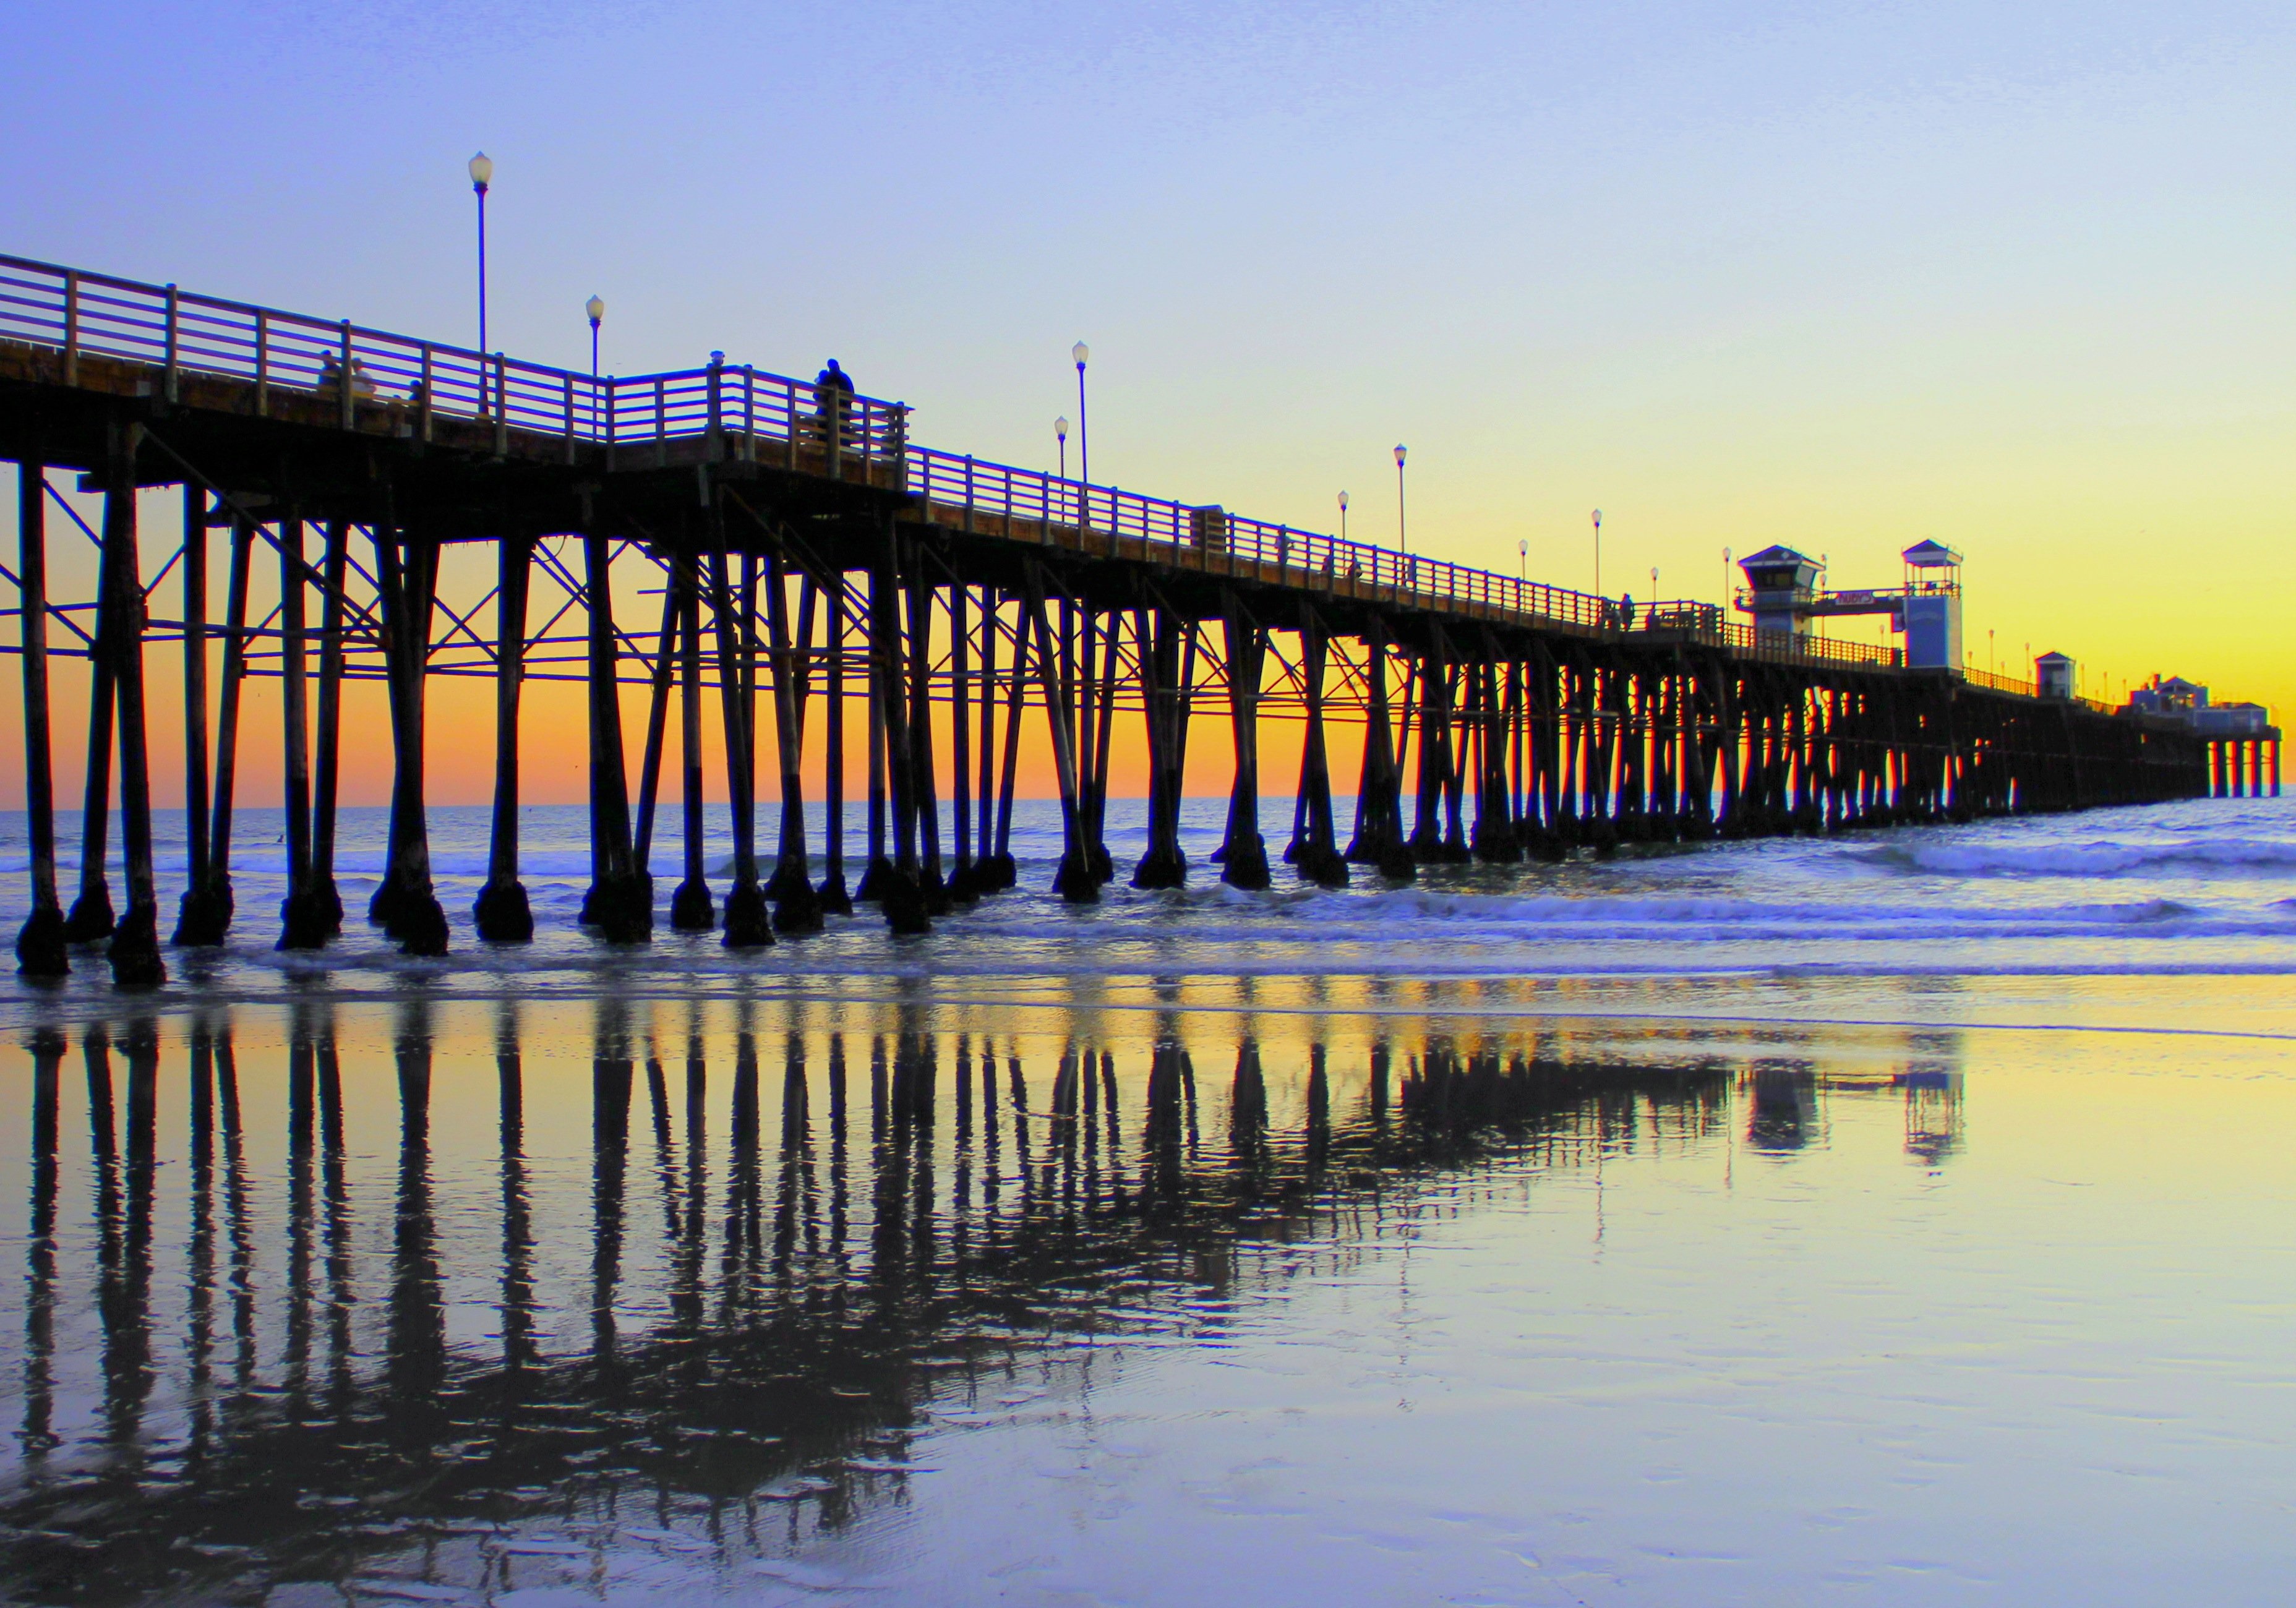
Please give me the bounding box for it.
[766,557,823,932]
[669,550,716,930]
[707,536,771,948]
[579,531,648,943]
[1026,565,1095,905]
[308,520,348,934]
[369,522,449,955]
[100,426,164,986]
[276,512,327,951]
[818,573,854,915]
[13,463,66,974]
[1217,597,1271,890]
[474,535,535,940]
[169,485,217,947]
[1288,609,1347,887]
[1343,626,1413,881]
[1131,609,1192,889]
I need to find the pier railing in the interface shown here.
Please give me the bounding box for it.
[0,250,1924,678]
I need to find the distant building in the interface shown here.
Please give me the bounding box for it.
[2123,675,2272,737]
[2036,651,2075,700]
[2127,675,2208,718]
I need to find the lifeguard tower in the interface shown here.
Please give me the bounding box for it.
[1734,539,1964,669]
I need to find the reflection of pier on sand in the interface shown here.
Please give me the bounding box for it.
[1,997,1964,1604]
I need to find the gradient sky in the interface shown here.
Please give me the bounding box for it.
[2,1,2289,805]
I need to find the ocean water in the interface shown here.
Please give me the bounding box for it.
[2,793,2293,1027]
[0,797,2290,1605]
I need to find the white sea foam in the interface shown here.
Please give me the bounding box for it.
[0,795,2290,1003]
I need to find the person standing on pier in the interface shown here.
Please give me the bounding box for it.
[816,359,855,455]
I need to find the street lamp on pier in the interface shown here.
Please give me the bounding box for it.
[1338,490,1348,544]
[1519,539,1528,582]
[586,294,604,378]
[1592,509,1603,598]
[1394,445,1408,554]
[469,153,493,358]
[1071,342,1090,485]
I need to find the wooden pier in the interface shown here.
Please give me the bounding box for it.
[0,253,2249,985]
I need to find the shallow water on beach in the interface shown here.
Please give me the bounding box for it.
[0,799,2290,1604]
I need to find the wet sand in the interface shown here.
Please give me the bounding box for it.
[0,989,2289,1606]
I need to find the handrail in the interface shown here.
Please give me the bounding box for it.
[0,249,1950,681]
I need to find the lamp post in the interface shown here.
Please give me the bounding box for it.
[586,294,604,378]
[1071,342,1089,485]
[1055,415,1070,526]
[469,153,493,359]
[1591,509,1602,597]
[1338,490,1348,544]
[1394,445,1408,554]
[1519,538,1528,581]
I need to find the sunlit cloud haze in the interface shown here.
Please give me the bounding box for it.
[3,0,2288,803]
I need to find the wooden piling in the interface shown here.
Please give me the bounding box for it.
[948,582,977,900]
[308,520,348,933]
[14,461,67,973]
[974,587,1002,885]
[1217,596,1271,890]
[203,516,252,937]
[101,425,164,986]
[706,532,771,948]
[62,605,116,944]
[902,561,949,915]
[369,521,449,954]
[1026,565,1095,905]
[992,609,1027,887]
[276,512,325,950]
[1343,627,1413,880]
[630,582,679,906]
[670,550,716,930]
[580,529,647,943]
[1131,609,1189,889]
[765,555,823,931]
[474,535,534,939]
[818,573,853,914]
[169,485,216,946]
[1290,609,1347,887]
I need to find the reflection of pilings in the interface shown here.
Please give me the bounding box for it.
[185,1020,215,1467]
[82,1030,123,1432]
[19,1029,64,1453]
[1228,1038,1268,1169]
[215,1027,255,1400]
[0,1019,1768,1597]
[724,1027,763,1318]
[592,1006,633,1371]
[499,1004,536,1380]
[314,1021,350,1413]
[387,1004,444,1437]
[672,1020,708,1337]
[1746,1061,1819,1153]
[285,1009,317,1403]
[774,1032,814,1285]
